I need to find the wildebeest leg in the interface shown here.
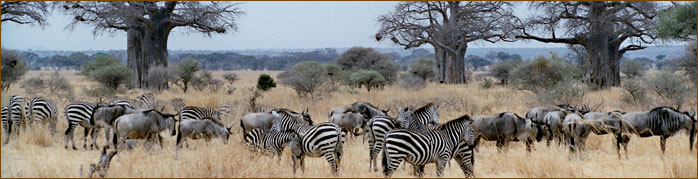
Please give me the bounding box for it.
[660,135,667,155]
[91,128,100,150]
[622,135,630,159]
[496,138,504,153]
[614,133,622,159]
[104,127,111,149]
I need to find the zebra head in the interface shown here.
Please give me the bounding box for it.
[301,108,313,125]
[396,105,414,128]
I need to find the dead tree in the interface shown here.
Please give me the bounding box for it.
[1,1,49,27]
[82,148,118,178]
[515,2,665,87]
[376,1,517,84]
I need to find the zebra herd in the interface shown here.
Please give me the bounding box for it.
[2,93,697,178]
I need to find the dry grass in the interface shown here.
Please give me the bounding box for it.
[1,70,696,178]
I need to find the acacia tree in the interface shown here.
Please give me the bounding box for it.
[376,1,516,84]
[515,2,665,87]
[59,1,244,88]
[1,1,50,27]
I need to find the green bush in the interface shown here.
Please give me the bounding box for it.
[488,59,522,84]
[89,64,133,91]
[257,74,277,91]
[621,59,645,78]
[409,58,436,81]
[349,70,385,92]
[81,55,121,76]
[647,70,692,109]
[336,47,399,83]
[323,63,348,85]
[279,61,326,98]
[172,60,201,92]
[480,78,493,89]
[511,53,582,92]
[1,48,28,91]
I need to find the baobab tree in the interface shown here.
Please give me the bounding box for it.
[515,1,665,87]
[376,1,516,84]
[1,1,50,27]
[59,1,244,88]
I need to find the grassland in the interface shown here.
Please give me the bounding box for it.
[1,70,696,178]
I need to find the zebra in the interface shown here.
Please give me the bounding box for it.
[170,98,187,115]
[622,106,696,154]
[2,106,9,144]
[398,103,440,132]
[179,106,221,123]
[8,95,26,137]
[137,93,159,110]
[64,102,99,150]
[381,114,475,178]
[270,110,344,175]
[110,99,135,109]
[25,97,60,135]
[366,115,403,172]
[243,128,302,161]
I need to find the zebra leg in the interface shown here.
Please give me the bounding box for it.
[65,123,77,150]
[49,119,57,136]
[323,152,339,176]
[614,133,622,159]
[370,140,381,172]
[83,128,90,149]
[299,156,306,173]
[413,165,425,178]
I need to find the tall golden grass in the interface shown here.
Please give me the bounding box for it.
[1,70,696,178]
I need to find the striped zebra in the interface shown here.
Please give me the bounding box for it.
[179,106,221,122]
[243,128,301,160]
[622,106,696,154]
[367,115,403,172]
[170,98,187,115]
[398,103,440,131]
[8,95,26,137]
[137,93,160,110]
[382,115,475,178]
[270,110,344,175]
[111,99,135,109]
[64,102,99,150]
[2,106,9,144]
[26,97,60,135]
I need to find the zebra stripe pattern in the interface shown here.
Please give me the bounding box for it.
[170,98,187,115]
[8,95,26,137]
[137,93,158,109]
[271,110,344,175]
[179,106,221,122]
[64,102,97,150]
[26,97,60,135]
[400,103,440,132]
[1,106,9,143]
[382,115,474,178]
[367,115,402,172]
[243,128,301,159]
[111,99,135,109]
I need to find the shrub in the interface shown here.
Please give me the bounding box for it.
[81,55,120,76]
[324,63,348,85]
[488,59,522,84]
[145,66,171,92]
[409,58,436,81]
[677,41,697,82]
[621,78,648,106]
[1,48,28,91]
[480,78,493,89]
[537,79,589,106]
[209,79,223,93]
[256,74,276,91]
[647,70,691,109]
[20,71,74,99]
[222,73,239,84]
[335,47,399,83]
[84,86,115,99]
[621,59,645,78]
[278,61,327,98]
[349,70,385,92]
[398,74,426,90]
[89,64,132,92]
[511,53,582,92]
[172,60,201,92]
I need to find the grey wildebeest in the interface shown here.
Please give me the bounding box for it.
[471,112,538,152]
[239,108,312,134]
[525,104,586,143]
[111,109,176,151]
[582,111,633,159]
[621,106,696,154]
[329,111,367,138]
[91,104,133,149]
[176,119,231,148]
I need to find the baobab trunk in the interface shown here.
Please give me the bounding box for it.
[443,50,467,84]
[435,47,446,83]
[126,28,144,88]
[139,24,171,89]
[584,4,622,88]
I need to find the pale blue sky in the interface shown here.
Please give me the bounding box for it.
[0,1,677,51]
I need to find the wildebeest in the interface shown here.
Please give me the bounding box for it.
[561,112,586,154]
[111,109,176,151]
[91,104,132,149]
[239,108,312,133]
[582,111,633,159]
[328,105,353,118]
[329,111,366,137]
[621,106,696,154]
[176,119,231,148]
[471,112,538,152]
[351,102,389,120]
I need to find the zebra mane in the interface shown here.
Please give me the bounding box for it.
[436,115,471,130]
[414,103,435,114]
[273,108,300,115]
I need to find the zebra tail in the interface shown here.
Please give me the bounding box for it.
[112,132,118,147]
[176,124,183,147]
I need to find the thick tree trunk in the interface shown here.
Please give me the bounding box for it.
[584,3,622,88]
[443,50,467,84]
[435,47,447,83]
[140,22,171,89]
[126,28,144,88]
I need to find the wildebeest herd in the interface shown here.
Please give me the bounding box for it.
[1,93,696,178]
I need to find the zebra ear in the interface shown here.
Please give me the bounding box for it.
[271,111,279,117]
